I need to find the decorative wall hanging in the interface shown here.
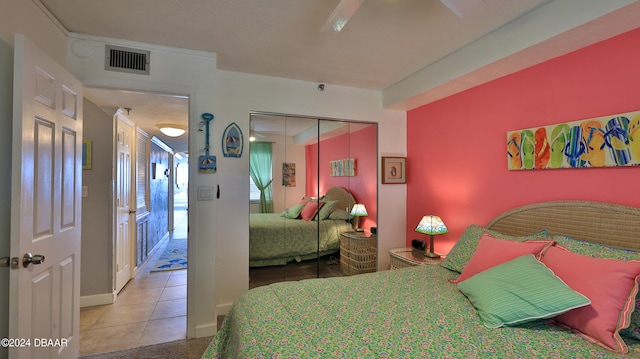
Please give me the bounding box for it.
[507,110,640,170]
[198,112,217,173]
[222,122,243,158]
[282,163,296,187]
[330,158,356,176]
[381,157,406,184]
[82,140,92,170]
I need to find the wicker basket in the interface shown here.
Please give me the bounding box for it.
[340,232,377,275]
[340,233,376,253]
[340,255,376,275]
[341,245,376,262]
[389,254,414,270]
[340,260,376,275]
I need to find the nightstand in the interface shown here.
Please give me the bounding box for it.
[389,247,443,269]
[340,231,377,275]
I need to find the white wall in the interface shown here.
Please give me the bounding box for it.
[66,33,219,338]
[0,0,68,65]
[214,70,407,314]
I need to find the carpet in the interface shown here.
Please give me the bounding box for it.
[150,239,188,272]
[79,337,212,359]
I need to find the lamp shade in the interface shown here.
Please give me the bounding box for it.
[350,203,368,217]
[415,215,448,235]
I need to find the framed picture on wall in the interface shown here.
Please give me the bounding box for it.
[82,140,92,170]
[381,157,406,184]
[282,162,296,187]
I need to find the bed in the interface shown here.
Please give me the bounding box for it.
[249,187,356,267]
[205,200,640,358]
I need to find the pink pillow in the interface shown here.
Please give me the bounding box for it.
[300,201,323,221]
[455,233,553,283]
[541,246,640,353]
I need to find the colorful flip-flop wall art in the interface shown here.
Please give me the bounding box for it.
[507,110,640,170]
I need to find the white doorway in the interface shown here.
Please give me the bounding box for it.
[79,89,190,356]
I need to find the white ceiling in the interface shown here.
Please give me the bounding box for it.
[43,0,558,90]
[38,0,640,152]
[83,88,189,152]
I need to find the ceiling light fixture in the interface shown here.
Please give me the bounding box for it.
[157,123,187,137]
[320,0,365,33]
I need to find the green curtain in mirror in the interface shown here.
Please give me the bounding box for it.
[249,142,274,213]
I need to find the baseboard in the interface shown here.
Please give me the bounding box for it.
[133,232,171,276]
[148,233,170,257]
[80,291,116,307]
[195,323,217,338]
[216,303,233,316]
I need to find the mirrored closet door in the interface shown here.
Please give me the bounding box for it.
[248,113,377,288]
[317,120,378,276]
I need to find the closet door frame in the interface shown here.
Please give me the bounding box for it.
[249,112,378,280]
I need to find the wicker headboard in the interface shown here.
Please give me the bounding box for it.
[486,201,640,252]
[324,187,357,214]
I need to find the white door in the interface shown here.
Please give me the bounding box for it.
[9,34,82,359]
[114,112,135,293]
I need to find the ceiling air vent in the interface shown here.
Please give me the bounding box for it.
[105,45,150,75]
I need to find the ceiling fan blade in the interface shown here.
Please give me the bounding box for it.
[440,0,485,18]
[320,0,365,33]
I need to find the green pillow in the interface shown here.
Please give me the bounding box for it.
[315,200,339,220]
[439,224,549,273]
[457,254,591,328]
[280,203,306,219]
[328,208,352,220]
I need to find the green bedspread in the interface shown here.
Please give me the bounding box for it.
[203,265,640,358]
[249,213,350,267]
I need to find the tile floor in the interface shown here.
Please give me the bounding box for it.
[80,215,187,356]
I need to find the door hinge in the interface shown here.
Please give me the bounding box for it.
[1,257,20,269]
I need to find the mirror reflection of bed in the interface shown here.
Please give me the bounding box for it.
[249,114,378,288]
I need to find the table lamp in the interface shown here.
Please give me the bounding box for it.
[350,203,368,232]
[415,215,448,258]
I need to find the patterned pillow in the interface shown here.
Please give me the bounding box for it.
[439,224,549,273]
[280,203,306,219]
[458,254,591,328]
[541,246,640,353]
[553,235,640,261]
[552,235,640,341]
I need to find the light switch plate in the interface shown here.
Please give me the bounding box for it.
[198,186,214,201]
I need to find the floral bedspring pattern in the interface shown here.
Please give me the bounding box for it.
[249,214,349,267]
[203,265,640,358]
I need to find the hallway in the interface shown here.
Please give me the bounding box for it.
[79,213,188,356]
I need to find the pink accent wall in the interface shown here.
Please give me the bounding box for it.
[407,28,640,253]
[306,125,378,230]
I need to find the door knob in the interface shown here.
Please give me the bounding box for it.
[23,253,45,268]
[129,209,136,215]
